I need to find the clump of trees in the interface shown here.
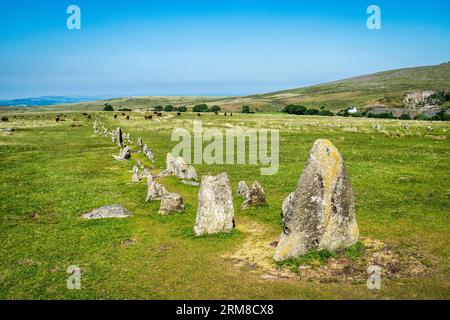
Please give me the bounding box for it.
[241,105,254,114]
[192,104,210,113]
[192,104,222,113]
[118,108,132,112]
[103,103,114,111]
[282,104,334,116]
[153,105,187,112]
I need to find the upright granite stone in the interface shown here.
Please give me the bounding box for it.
[241,181,267,209]
[137,138,143,152]
[273,139,359,262]
[113,146,131,161]
[131,165,141,182]
[117,127,123,148]
[194,173,234,236]
[146,178,168,202]
[159,193,185,215]
[236,181,249,197]
[158,153,197,179]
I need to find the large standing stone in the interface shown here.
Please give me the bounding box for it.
[82,204,132,219]
[117,127,123,148]
[273,139,359,262]
[236,181,249,197]
[159,193,185,215]
[194,173,235,236]
[113,146,131,161]
[241,181,267,209]
[137,138,143,152]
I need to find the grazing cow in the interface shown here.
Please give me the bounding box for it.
[82,113,88,116]
[1,116,9,122]
[55,117,60,122]
[230,113,233,117]
[224,113,227,116]
[157,112,162,117]
[126,116,130,120]
[177,112,181,116]
[87,115,91,119]
[114,114,118,119]
[197,113,201,117]
[122,112,126,116]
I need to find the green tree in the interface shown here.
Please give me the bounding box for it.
[193,104,209,112]
[210,105,221,113]
[164,105,175,112]
[241,105,254,114]
[176,106,187,112]
[154,106,163,111]
[103,104,114,111]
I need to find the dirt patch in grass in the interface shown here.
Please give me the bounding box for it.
[223,220,430,283]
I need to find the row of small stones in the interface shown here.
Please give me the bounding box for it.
[92,119,264,218]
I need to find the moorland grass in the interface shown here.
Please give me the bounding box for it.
[0,111,448,299]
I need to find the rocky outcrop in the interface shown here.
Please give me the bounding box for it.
[194,173,235,236]
[403,90,438,109]
[273,139,359,262]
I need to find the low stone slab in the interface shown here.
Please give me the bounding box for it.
[181,180,200,187]
[159,193,185,215]
[241,181,267,209]
[82,204,132,219]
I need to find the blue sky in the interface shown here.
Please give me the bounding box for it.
[0,0,449,99]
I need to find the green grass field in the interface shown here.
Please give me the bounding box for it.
[0,111,449,299]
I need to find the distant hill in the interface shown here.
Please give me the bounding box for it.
[2,62,449,112]
[0,96,98,107]
[251,62,450,111]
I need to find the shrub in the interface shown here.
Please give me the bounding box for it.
[210,105,221,113]
[398,113,411,120]
[413,114,430,121]
[318,109,334,116]
[241,105,254,114]
[164,105,174,112]
[176,106,187,112]
[193,104,209,113]
[282,105,307,115]
[337,109,349,117]
[367,112,395,119]
[305,109,320,115]
[103,104,114,111]
[118,108,132,112]
[154,106,163,111]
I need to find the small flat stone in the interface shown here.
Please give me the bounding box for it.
[82,204,132,219]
